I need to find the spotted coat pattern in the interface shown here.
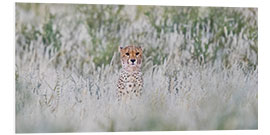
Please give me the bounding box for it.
[117,69,143,101]
[117,45,143,102]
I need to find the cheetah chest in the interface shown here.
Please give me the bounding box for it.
[117,70,143,98]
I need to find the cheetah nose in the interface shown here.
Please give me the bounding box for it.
[130,59,136,63]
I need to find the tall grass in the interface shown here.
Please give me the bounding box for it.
[15,3,258,132]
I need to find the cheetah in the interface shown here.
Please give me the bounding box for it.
[117,45,143,102]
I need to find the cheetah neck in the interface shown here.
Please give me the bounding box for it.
[122,66,141,73]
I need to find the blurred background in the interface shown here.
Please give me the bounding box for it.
[15,3,257,132]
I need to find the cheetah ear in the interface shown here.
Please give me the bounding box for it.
[119,46,123,52]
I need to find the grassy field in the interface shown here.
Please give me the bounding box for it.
[15,3,258,132]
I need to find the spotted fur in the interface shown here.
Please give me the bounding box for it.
[117,45,143,102]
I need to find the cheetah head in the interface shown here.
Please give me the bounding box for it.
[119,45,143,71]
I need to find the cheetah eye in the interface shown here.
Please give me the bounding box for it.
[136,52,139,55]
[125,53,129,56]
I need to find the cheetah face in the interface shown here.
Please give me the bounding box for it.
[119,45,143,70]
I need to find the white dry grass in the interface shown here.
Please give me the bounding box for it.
[15,4,257,132]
